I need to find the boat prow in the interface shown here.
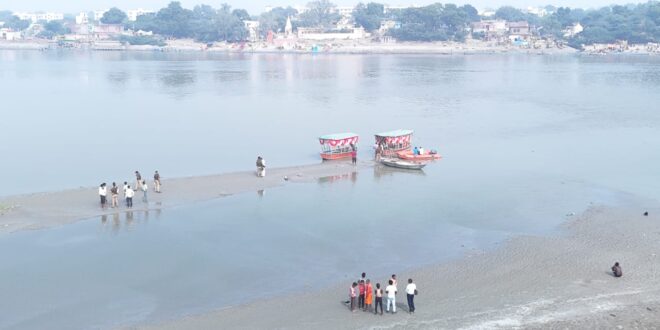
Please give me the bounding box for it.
[396,150,441,161]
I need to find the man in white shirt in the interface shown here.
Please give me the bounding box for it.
[405,278,417,314]
[125,185,135,208]
[98,183,107,209]
[385,279,397,313]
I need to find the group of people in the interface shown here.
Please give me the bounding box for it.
[98,170,161,209]
[348,273,418,315]
[412,146,426,156]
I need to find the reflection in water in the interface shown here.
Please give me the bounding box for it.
[318,171,358,184]
[257,189,266,197]
[106,71,130,86]
[159,70,196,88]
[112,213,121,233]
[373,163,427,180]
[125,211,134,231]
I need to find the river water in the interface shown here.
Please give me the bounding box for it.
[0,51,659,329]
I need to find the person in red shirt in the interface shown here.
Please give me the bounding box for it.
[351,144,357,165]
[358,280,366,310]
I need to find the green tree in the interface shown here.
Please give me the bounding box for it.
[298,0,340,28]
[353,2,385,32]
[231,9,250,21]
[494,6,527,22]
[37,20,69,38]
[154,2,194,38]
[5,15,31,31]
[101,7,128,24]
[258,6,297,34]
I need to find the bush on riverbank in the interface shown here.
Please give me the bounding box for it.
[118,35,166,47]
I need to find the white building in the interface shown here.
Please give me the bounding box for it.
[336,6,353,18]
[526,7,547,17]
[384,5,419,14]
[1,28,22,40]
[297,27,365,40]
[94,10,108,21]
[15,12,64,23]
[563,22,583,38]
[127,9,155,22]
[244,20,260,42]
[75,12,89,24]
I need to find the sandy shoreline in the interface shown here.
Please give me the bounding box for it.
[131,200,660,329]
[0,161,363,234]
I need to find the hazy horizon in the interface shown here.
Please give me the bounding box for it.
[0,0,651,15]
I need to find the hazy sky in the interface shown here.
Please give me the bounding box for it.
[0,0,647,15]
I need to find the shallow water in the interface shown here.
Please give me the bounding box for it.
[0,163,624,330]
[0,51,659,197]
[1,51,659,329]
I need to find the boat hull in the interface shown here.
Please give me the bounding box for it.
[396,150,441,161]
[380,158,426,170]
[321,152,353,160]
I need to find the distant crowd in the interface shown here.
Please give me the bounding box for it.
[348,273,418,315]
[98,170,161,209]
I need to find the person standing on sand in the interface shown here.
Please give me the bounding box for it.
[391,274,398,292]
[256,156,266,177]
[358,280,366,310]
[110,182,119,208]
[135,171,142,191]
[349,282,357,312]
[141,180,148,203]
[406,278,417,314]
[123,181,128,197]
[385,279,397,313]
[153,171,161,193]
[99,183,107,209]
[364,279,373,312]
[374,283,383,315]
[125,185,134,208]
[612,262,623,277]
[351,145,357,165]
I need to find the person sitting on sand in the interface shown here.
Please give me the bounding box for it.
[349,282,357,312]
[612,262,623,277]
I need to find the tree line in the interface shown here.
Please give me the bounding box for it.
[2,1,660,46]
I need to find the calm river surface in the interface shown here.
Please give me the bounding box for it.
[1,51,659,329]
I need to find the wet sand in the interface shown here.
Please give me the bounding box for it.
[0,161,362,233]
[134,201,660,329]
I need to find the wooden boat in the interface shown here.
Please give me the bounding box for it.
[380,158,426,170]
[319,133,359,160]
[396,150,441,161]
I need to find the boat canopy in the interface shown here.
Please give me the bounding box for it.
[375,129,413,144]
[319,133,359,147]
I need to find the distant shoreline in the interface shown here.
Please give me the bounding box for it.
[4,39,659,56]
[0,39,581,55]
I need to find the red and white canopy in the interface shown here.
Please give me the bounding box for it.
[319,133,359,147]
